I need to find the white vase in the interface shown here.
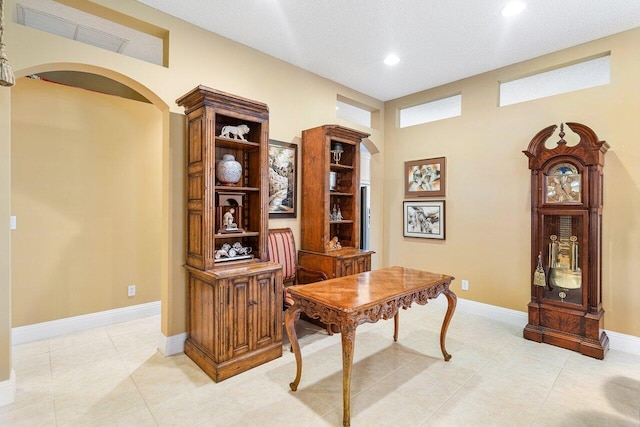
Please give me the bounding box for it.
[216,154,242,185]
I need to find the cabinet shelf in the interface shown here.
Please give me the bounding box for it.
[215,137,260,150]
[330,163,353,171]
[330,220,354,224]
[330,191,353,197]
[214,231,260,238]
[215,185,259,192]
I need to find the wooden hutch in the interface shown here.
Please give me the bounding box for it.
[177,86,283,382]
[298,124,374,279]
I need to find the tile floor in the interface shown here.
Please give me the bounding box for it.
[1,301,639,426]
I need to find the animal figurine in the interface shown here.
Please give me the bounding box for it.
[220,124,250,140]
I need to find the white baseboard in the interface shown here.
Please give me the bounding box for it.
[158,332,187,356]
[604,329,640,356]
[452,296,528,327]
[12,301,161,346]
[433,295,640,356]
[0,369,16,407]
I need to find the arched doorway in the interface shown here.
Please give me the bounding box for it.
[9,63,175,350]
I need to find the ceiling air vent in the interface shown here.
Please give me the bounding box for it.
[17,4,129,53]
[14,0,163,65]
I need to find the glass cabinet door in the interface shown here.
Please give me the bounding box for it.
[540,213,587,307]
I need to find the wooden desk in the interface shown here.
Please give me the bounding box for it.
[284,266,456,426]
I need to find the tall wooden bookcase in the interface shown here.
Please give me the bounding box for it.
[298,125,373,279]
[177,86,283,382]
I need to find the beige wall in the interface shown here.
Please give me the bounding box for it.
[0,87,12,382]
[11,77,162,326]
[0,0,385,381]
[384,28,640,337]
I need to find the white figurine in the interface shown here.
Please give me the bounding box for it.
[220,124,250,140]
[223,208,238,230]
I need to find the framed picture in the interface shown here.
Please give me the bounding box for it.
[268,140,297,218]
[403,200,446,240]
[404,157,446,197]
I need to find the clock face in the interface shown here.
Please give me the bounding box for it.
[545,163,581,204]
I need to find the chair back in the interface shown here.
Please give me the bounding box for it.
[267,228,297,284]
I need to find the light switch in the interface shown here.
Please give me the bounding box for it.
[9,216,16,230]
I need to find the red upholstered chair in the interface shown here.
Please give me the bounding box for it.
[267,228,328,308]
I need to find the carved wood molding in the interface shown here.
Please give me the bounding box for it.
[523,122,609,170]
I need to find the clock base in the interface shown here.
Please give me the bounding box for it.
[524,302,609,359]
[523,324,609,360]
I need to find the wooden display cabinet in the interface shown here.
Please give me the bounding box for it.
[177,86,283,381]
[299,124,374,279]
[177,86,270,270]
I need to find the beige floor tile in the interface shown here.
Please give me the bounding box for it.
[118,346,162,374]
[105,316,160,338]
[83,403,157,427]
[534,388,640,427]
[54,378,146,427]
[51,358,131,399]
[4,309,640,427]
[49,327,113,352]
[146,382,235,427]
[50,339,119,375]
[130,353,212,404]
[549,373,640,421]
[199,391,333,427]
[11,352,51,378]
[12,339,50,360]
[0,371,53,416]
[0,400,57,427]
[109,329,159,355]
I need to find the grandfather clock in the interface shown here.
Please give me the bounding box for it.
[523,122,609,359]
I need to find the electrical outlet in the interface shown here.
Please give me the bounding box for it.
[461,280,469,291]
[128,285,136,297]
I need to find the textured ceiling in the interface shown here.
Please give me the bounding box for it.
[139,1,640,101]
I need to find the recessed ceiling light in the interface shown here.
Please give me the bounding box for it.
[502,1,526,17]
[384,54,400,66]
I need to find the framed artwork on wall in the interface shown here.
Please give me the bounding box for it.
[268,139,297,218]
[404,157,446,197]
[403,200,446,240]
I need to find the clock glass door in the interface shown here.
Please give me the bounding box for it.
[541,213,587,306]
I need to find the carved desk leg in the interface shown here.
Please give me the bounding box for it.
[439,287,457,361]
[341,322,356,427]
[393,312,399,342]
[284,305,303,391]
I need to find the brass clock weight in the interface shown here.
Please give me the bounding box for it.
[523,122,609,359]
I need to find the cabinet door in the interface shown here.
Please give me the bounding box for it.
[339,258,355,277]
[227,275,252,359]
[226,271,282,359]
[354,254,371,274]
[253,271,282,349]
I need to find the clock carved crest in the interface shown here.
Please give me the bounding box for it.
[523,122,609,359]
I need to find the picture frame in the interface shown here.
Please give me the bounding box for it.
[403,200,446,240]
[404,157,446,197]
[268,140,297,218]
